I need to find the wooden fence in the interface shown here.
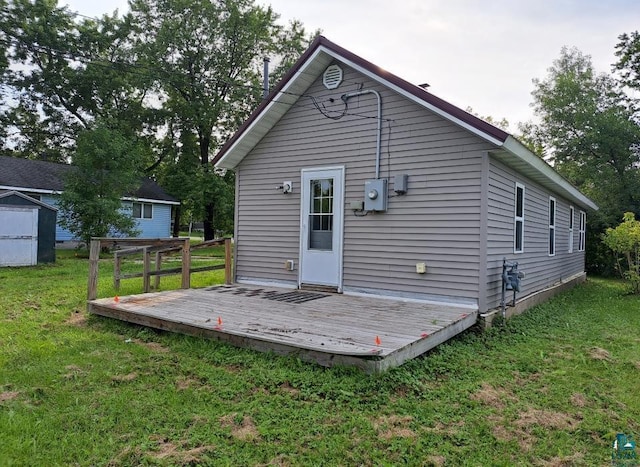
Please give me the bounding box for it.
[87,237,232,301]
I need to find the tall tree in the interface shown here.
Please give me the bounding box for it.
[0,0,153,161]
[128,0,310,239]
[528,46,640,274]
[57,121,144,246]
[615,31,640,96]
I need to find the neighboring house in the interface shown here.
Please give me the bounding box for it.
[213,36,598,316]
[0,156,179,242]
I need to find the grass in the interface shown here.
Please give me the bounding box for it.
[1,252,639,465]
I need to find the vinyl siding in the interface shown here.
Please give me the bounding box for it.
[485,157,585,310]
[42,195,172,241]
[123,201,173,238]
[40,195,75,241]
[235,64,495,302]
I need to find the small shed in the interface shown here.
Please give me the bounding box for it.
[0,191,57,266]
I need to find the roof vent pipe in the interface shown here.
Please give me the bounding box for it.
[263,57,270,100]
[341,90,382,178]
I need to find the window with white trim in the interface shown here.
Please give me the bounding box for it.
[548,197,556,256]
[578,211,586,251]
[568,206,574,253]
[132,202,153,219]
[514,183,525,253]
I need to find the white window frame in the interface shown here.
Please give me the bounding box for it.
[548,196,556,256]
[578,211,586,252]
[568,206,574,253]
[132,202,153,220]
[514,183,525,253]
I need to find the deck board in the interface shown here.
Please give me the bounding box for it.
[88,285,478,372]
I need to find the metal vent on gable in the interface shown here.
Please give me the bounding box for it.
[323,64,343,90]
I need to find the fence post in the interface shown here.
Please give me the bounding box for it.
[154,251,162,289]
[181,238,191,289]
[113,251,121,291]
[142,246,150,293]
[87,239,101,302]
[224,237,232,285]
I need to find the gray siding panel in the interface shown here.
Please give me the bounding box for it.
[235,64,495,302]
[485,158,585,310]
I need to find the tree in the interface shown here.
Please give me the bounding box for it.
[57,122,144,246]
[0,0,153,161]
[527,46,640,274]
[128,0,310,239]
[603,212,640,294]
[615,31,640,95]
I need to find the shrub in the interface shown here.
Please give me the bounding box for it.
[602,212,640,294]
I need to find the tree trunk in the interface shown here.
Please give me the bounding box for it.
[172,203,181,238]
[199,132,215,240]
[203,202,215,240]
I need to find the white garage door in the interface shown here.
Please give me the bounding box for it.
[0,206,39,267]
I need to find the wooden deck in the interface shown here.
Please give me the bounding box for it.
[88,285,478,373]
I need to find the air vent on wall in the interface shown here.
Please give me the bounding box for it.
[323,64,343,90]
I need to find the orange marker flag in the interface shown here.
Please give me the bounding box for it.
[217,317,223,326]
[375,335,381,346]
[114,296,120,303]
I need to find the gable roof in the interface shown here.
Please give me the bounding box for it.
[213,35,597,211]
[0,190,58,211]
[0,156,179,205]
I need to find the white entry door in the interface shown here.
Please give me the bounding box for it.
[300,167,344,290]
[0,206,38,266]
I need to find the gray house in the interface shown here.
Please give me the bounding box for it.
[0,156,179,243]
[213,36,597,318]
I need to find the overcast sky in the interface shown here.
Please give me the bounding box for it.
[61,0,640,131]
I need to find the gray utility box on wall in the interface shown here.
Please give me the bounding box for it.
[364,179,387,211]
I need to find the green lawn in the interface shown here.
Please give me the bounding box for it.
[1,253,639,465]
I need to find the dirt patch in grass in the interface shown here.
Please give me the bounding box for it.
[537,451,585,466]
[424,420,465,437]
[489,409,581,452]
[589,347,612,361]
[111,372,138,383]
[65,310,87,327]
[515,408,581,431]
[570,393,588,408]
[634,361,640,370]
[175,378,197,390]
[470,382,517,409]
[219,414,261,441]
[0,391,19,402]
[372,415,416,440]
[147,436,215,464]
[279,382,300,396]
[258,454,291,467]
[132,338,169,353]
[487,414,522,446]
[425,455,446,466]
[63,365,86,379]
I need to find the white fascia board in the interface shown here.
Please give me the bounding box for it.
[320,47,505,147]
[121,196,180,206]
[502,136,598,211]
[215,49,331,170]
[0,185,179,206]
[0,185,60,195]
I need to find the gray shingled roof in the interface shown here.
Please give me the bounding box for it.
[0,156,178,203]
